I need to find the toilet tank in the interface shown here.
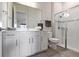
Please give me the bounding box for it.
[47,32,52,38]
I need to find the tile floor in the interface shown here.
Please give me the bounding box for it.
[31,46,79,57]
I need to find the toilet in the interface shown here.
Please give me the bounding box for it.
[47,32,60,49]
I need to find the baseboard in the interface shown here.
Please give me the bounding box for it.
[67,46,79,53]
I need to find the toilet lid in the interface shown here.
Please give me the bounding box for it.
[49,38,60,42]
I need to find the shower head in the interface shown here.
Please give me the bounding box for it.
[59,13,69,18]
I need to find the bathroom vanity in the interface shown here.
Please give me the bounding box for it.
[2,31,48,57]
[0,2,48,57]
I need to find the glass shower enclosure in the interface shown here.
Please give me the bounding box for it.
[54,5,79,50]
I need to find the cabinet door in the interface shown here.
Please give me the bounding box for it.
[2,32,19,57]
[0,32,2,57]
[18,32,31,57]
[3,39,17,57]
[31,32,41,54]
[41,31,48,51]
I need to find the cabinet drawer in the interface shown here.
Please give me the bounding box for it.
[2,32,16,39]
[5,33,15,36]
[32,32,40,37]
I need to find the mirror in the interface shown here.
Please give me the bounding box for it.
[28,7,41,28]
[13,2,41,29]
[13,2,28,28]
[16,11,26,28]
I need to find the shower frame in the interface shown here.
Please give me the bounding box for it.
[53,4,79,49]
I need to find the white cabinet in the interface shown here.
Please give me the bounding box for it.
[18,31,41,56]
[2,31,19,57]
[40,31,48,51]
[0,32,2,57]
[29,31,48,55]
[30,32,41,55]
[2,31,48,57]
[17,31,31,57]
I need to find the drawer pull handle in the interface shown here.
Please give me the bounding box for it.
[16,40,17,46]
[29,38,30,44]
[7,34,15,36]
[32,38,33,43]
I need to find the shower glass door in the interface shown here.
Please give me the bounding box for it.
[55,5,79,50]
[54,11,68,48]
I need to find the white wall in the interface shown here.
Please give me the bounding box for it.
[62,2,79,10]
[53,2,63,14]
[18,2,38,8]
[53,2,79,14]
[28,7,41,28]
[37,2,52,20]
[2,2,8,28]
[37,2,53,32]
[1,2,13,28]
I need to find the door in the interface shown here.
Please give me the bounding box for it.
[18,32,31,57]
[2,31,19,57]
[31,32,41,54]
[55,22,66,48]
[54,11,67,48]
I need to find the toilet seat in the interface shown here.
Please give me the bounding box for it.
[49,38,60,43]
